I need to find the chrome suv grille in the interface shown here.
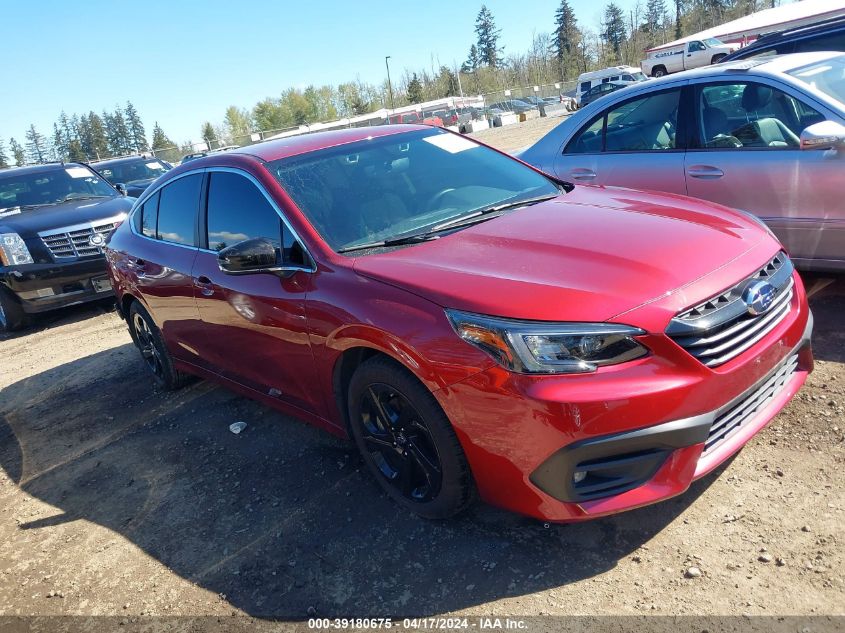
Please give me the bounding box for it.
[704,353,799,454]
[40,218,122,260]
[666,252,794,368]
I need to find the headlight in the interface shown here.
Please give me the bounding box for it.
[0,233,34,266]
[445,309,648,374]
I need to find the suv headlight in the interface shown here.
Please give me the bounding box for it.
[446,309,648,374]
[0,233,34,266]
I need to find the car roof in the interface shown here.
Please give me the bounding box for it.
[90,155,154,166]
[0,162,88,177]
[754,14,845,45]
[230,124,430,162]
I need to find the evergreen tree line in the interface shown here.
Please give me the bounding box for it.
[0,0,779,168]
[0,102,179,168]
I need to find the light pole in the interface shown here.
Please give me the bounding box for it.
[385,55,395,113]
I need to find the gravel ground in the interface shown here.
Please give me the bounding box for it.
[0,120,842,626]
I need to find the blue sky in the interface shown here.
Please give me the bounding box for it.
[3,0,644,145]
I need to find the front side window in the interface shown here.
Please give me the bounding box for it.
[689,41,706,52]
[268,129,559,253]
[156,174,202,246]
[580,81,591,92]
[566,89,681,153]
[206,172,281,252]
[697,81,824,149]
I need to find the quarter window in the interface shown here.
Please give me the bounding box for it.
[140,191,159,238]
[156,174,202,246]
[206,172,281,252]
[697,82,824,149]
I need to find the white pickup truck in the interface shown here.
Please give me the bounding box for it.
[641,37,738,77]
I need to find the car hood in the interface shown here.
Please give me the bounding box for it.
[353,186,768,323]
[0,196,134,237]
[125,179,156,197]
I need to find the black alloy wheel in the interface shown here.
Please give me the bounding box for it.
[127,301,189,391]
[133,310,164,379]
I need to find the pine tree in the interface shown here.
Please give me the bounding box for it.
[151,122,176,150]
[407,74,424,104]
[438,66,460,97]
[462,44,481,73]
[674,0,684,39]
[25,124,49,164]
[602,3,627,62]
[474,5,502,68]
[0,138,8,168]
[83,112,108,159]
[111,108,132,155]
[53,123,67,161]
[9,138,25,166]
[552,0,580,78]
[201,122,218,149]
[644,0,666,33]
[67,140,87,162]
[124,101,148,151]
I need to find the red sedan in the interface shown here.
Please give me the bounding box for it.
[104,125,812,522]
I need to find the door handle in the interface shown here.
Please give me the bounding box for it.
[687,165,724,179]
[194,275,215,297]
[570,168,597,180]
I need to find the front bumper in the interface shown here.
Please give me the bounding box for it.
[1,257,113,314]
[434,277,813,522]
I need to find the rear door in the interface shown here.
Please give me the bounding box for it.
[553,84,689,194]
[685,77,845,266]
[191,168,319,413]
[130,172,205,361]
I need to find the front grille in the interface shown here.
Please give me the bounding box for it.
[704,353,799,454]
[40,219,121,260]
[666,252,794,367]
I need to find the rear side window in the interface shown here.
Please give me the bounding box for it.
[794,31,845,54]
[140,191,159,238]
[206,172,281,252]
[580,81,591,92]
[156,174,202,246]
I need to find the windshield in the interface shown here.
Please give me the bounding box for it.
[96,159,169,185]
[787,56,845,105]
[0,165,115,211]
[704,38,725,47]
[268,129,559,252]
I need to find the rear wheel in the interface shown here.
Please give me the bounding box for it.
[652,66,668,78]
[711,54,727,64]
[0,287,28,333]
[348,356,474,519]
[128,301,189,391]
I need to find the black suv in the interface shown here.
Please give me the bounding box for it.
[0,163,134,331]
[90,155,172,197]
[720,16,845,63]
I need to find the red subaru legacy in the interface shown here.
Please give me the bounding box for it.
[105,125,812,522]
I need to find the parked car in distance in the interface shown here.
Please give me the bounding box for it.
[576,65,647,103]
[180,151,208,164]
[720,15,845,63]
[106,124,812,522]
[0,162,133,331]
[641,37,737,77]
[389,112,422,125]
[487,99,537,114]
[578,81,627,107]
[91,155,171,198]
[520,52,845,272]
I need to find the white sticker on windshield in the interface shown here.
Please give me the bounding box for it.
[422,134,477,154]
[0,207,22,218]
[146,161,165,170]
[66,167,91,178]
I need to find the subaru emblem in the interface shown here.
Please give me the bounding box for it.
[742,280,777,316]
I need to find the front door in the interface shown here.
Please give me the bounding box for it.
[191,169,319,414]
[685,79,845,266]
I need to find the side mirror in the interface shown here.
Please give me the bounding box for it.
[218,238,280,275]
[115,183,128,196]
[800,120,845,150]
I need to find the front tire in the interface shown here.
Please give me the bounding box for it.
[128,301,189,391]
[652,66,667,78]
[348,356,474,519]
[0,287,28,333]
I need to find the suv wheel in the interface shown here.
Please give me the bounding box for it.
[348,356,474,519]
[0,287,28,333]
[128,301,189,390]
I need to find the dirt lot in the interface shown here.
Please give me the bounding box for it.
[0,119,843,626]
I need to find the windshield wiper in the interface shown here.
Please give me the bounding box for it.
[338,232,439,253]
[59,194,110,202]
[427,193,559,233]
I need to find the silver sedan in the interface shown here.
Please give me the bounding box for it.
[520,52,845,272]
